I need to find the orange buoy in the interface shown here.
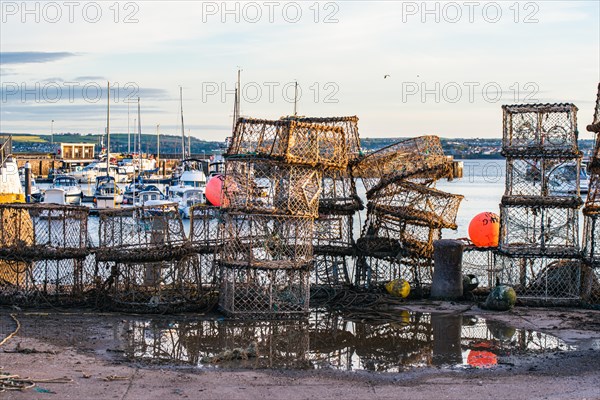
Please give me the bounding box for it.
[468,212,500,247]
[205,174,224,206]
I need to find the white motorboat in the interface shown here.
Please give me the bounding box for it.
[49,175,83,205]
[136,189,172,207]
[94,176,124,208]
[170,187,205,218]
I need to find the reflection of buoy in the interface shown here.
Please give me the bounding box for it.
[468,212,500,247]
[205,175,224,206]
[385,279,410,298]
[467,350,497,368]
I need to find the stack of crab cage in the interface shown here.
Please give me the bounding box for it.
[219,117,349,318]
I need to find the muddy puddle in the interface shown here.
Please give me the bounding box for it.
[109,311,576,372]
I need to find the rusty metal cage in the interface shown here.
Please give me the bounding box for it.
[461,246,502,289]
[0,204,89,261]
[499,203,580,257]
[319,168,362,213]
[0,254,98,306]
[311,254,352,287]
[352,136,451,196]
[282,116,362,163]
[504,157,582,200]
[502,103,579,156]
[496,255,584,301]
[368,181,463,229]
[189,205,222,253]
[222,158,322,218]
[228,118,348,169]
[357,208,442,259]
[220,212,314,269]
[96,203,189,263]
[582,211,600,267]
[103,253,219,313]
[314,213,354,256]
[219,264,310,319]
[354,255,433,290]
[586,83,600,134]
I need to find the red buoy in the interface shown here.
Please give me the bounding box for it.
[468,212,500,247]
[205,174,224,206]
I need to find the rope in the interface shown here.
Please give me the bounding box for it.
[0,314,20,347]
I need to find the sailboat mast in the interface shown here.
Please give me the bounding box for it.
[180,86,185,160]
[137,97,142,180]
[156,124,160,162]
[293,80,298,116]
[106,81,110,175]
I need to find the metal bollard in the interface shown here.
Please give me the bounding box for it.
[431,239,464,299]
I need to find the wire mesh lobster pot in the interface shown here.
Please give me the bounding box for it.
[502,103,579,156]
[319,168,363,213]
[282,116,362,163]
[496,254,586,302]
[357,208,442,259]
[352,136,451,196]
[0,254,98,307]
[96,203,190,263]
[0,204,89,261]
[354,255,433,290]
[189,205,222,253]
[103,253,219,313]
[368,181,463,229]
[228,118,348,169]
[221,212,314,270]
[582,210,600,267]
[461,246,501,289]
[219,263,311,319]
[587,83,600,134]
[499,202,580,257]
[314,213,355,256]
[504,157,583,199]
[311,254,352,287]
[222,158,322,218]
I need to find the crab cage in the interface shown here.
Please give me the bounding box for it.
[351,136,451,195]
[495,254,585,303]
[220,212,314,270]
[101,253,219,313]
[0,254,98,307]
[0,204,89,261]
[219,263,311,319]
[367,181,463,230]
[502,103,579,155]
[582,209,600,267]
[311,254,352,287]
[356,207,442,260]
[96,203,189,263]
[504,156,583,199]
[461,246,502,289]
[319,168,363,213]
[354,255,434,291]
[228,118,348,169]
[282,115,362,163]
[222,158,322,218]
[587,83,600,134]
[314,213,355,256]
[499,201,580,258]
[189,205,222,253]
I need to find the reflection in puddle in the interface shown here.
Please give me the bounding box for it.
[122,312,574,372]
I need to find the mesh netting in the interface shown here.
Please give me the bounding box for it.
[496,255,586,301]
[228,118,348,169]
[0,254,98,306]
[314,213,354,256]
[189,205,222,253]
[352,136,451,196]
[502,104,579,156]
[586,83,600,133]
[103,253,219,313]
[582,212,600,267]
[499,204,580,257]
[368,181,463,229]
[282,116,362,163]
[354,255,433,290]
[311,254,352,287]
[505,157,583,200]
[96,203,189,263]
[219,264,310,318]
[357,208,442,259]
[319,168,363,213]
[461,246,502,289]
[222,158,322,218]
[0,204,89,261]
[220,212,314,269]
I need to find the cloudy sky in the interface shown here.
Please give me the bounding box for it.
[1,1,598,140]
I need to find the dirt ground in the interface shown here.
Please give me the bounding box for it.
[1,303,599,400]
